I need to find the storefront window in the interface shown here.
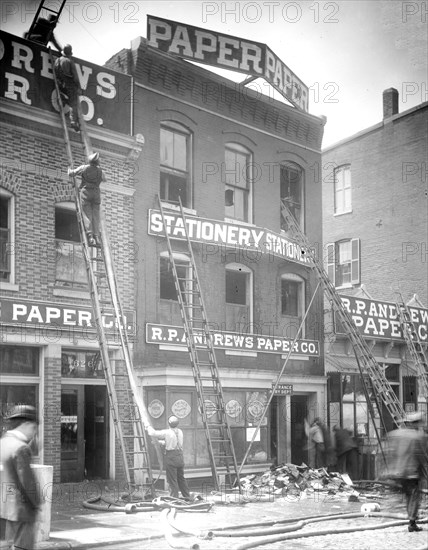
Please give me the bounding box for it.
[61,350,104,379]
[0,346,39,375]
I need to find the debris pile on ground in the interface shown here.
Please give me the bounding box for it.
[238,463,361,501]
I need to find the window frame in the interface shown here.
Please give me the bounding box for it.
[160,121,192,208]
[280,273,305,318]
[225,262,253,328]
[55,202,87,289]
[159,252,191,302]
[334,165,352,215]
[326,238,360,288]
[280,163,304,231]
[0,188,16,287]
[224,143,253,224]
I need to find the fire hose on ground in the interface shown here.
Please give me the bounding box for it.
[82,494,213,514]
[162,509,428,550]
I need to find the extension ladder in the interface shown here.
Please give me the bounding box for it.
[395,301,428,401]
[157,197,241,492]
[280,200,406,427]
[51,52,156,496]
[27,0,67,43]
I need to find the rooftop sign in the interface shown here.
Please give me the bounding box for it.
[0,31,132,135]
[147,15,308,112]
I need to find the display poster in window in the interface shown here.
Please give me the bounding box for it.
[148,399,165,419]
[246,427,261,442]
[203,400,217,419]
[226,399,243,420]
[171,399,191,419]
[246,392,268,425]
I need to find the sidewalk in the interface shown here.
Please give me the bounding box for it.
[2,481,426,550]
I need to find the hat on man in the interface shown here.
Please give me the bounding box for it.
[5,405,38,423]
[168,415,179,428]
[88,152,100,164]
[405,411,423,423]
[63,44,73,56]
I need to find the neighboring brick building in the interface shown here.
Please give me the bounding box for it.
[0,30,140,482]
[106,31,326,483]
[322,89,428,477]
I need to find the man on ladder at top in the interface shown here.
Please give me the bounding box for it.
[54,44,81,132]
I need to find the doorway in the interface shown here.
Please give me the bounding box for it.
[60,385,109,482]
[290,395,308,465]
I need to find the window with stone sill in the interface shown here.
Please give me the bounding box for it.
[334,165,352,214]
[0,189,14,284]
[55,205,87,289]
[326,238,360,288]
[160,122,191,208]
[224,143,252,223]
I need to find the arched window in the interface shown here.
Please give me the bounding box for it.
[159,251,190,301]
[160,121,191,207]
[281,273,305,318]
[280,163,304,230]
[225,263,253,331]
[224,143,252,223]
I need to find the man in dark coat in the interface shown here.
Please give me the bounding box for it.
[68,152,106,246]
[24,14,61,51]
[387,411,428,532]
[333,425,358,477]
[146,415,191,500]
[54,44,81,131]
[0,405,41,549]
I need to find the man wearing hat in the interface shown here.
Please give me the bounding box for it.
[0,405,41,549]
[387,411,427,532]
[68,152,106,246]
[54,44,81,131]
[146,415,191,500]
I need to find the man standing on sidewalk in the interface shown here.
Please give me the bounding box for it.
[0,405,41,550]
[146,416,191,500]
[387,411,428,532]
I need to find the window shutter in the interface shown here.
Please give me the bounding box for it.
[326,242,335,286]
[351,238,360,284]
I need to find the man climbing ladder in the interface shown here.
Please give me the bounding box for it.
[68,152,105,246]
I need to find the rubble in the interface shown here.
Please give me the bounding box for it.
[238,463,361,501]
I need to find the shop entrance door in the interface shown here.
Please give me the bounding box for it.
[61,386,85,482]
[290,395,308,465]
[61,385,109,482]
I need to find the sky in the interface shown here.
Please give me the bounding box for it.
[2,0,427,147]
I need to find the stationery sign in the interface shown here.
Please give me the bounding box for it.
[338,296,428,342]
[146,323,320,356]
[148,209,310,266]
[0,30,132,134]
[147,15,308,111]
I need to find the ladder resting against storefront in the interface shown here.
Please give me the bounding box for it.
[51,51,157,497]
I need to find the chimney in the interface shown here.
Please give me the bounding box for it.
[383,88,399,119]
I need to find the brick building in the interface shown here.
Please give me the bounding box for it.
[322,89,428,476]
[1,21,326,486]
[0,30,140,482]
[106,25,326,483]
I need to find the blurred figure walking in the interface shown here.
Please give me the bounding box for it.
[387,411,427,532]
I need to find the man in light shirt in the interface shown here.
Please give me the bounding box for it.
[146,415,191,500]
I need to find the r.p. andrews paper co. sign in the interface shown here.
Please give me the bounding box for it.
[148,209,310,266]
[146,323,320,356]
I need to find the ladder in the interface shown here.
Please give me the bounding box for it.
[395,300,428,401]
[157,197,241,492]
[27,0,67,44]
[51,52,156,496]
[280,200,406,427]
